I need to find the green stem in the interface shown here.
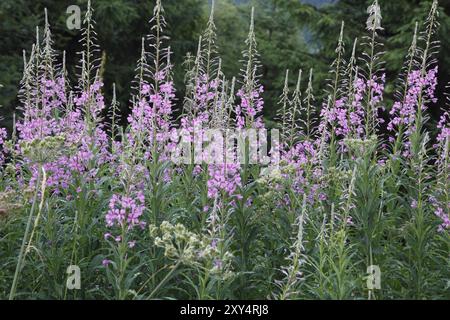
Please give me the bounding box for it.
[9,165,42,300]
[148,260,181,299]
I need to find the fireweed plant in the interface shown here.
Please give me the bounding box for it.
[0,0,448,300]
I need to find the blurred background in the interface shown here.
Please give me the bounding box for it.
[0,0,449,132]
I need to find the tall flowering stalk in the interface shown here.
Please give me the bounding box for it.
[180,0,223,127]
[276,70,290,143]
[433,131,449,232]
[329,37,363,145]
[320,22,348,160]
[432,107,449,233]
[388,22,420,155]
[400,1,441,298]
[201,0,220,90]
[407,0,439,159]
[301,69,317,141]
[128,0,175,161]
[287,70,304,147]
[275,194,307,300]
[360,0,386,137]
[276,69,304,149]
[339,39,367,141]
[431,85,449,233]
[77,0,100,94]
[236,7,264,130]
[103,189,146,299]
[276,69,309,149]
[180,2,227,178]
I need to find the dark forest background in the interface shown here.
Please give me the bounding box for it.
[0,0,449,132]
